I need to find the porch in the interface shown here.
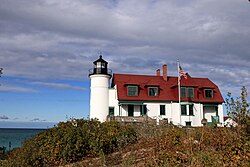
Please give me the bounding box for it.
[110,102,147,117]
[107,115,168,125]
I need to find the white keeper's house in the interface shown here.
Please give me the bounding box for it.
[89,56,224,126]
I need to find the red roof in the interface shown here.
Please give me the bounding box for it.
[112,73,224,103]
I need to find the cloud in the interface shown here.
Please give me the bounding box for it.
[0,115,9,120]
[0,0,249,96]
[31,118,47,122]
[0,85,37,93]
[29,81,86,90]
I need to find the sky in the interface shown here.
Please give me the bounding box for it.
[0,0,250,128]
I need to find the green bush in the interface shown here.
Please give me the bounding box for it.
[3,119,137,166]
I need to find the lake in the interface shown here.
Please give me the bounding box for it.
[0,128,46,151]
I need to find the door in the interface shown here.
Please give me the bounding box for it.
[109,107,114,116]
[128,105,134,116]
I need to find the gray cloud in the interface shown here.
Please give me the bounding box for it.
[0,115,9,120]
[0,0,249,96]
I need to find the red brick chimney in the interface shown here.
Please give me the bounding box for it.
[156,69,160,76]
[162,64,167,81]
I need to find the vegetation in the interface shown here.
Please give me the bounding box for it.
[226,86,250,134]
[1,87,249,166]
[1,122,249,166]
[0,119,137,166]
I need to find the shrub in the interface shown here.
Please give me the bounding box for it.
[4,119,137,166]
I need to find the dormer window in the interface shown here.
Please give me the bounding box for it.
[187,87,194,98]
[148,87,158,96]
[180,87,194,98]
[127,86,138,96]
[205,89,213,98]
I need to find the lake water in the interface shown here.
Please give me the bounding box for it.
[0,128,46,151]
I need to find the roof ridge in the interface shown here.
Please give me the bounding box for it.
[114,73,212,80]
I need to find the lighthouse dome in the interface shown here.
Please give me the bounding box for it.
[89,55,112,76]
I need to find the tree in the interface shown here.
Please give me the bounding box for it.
[0,68,2,77]
[225,86,250,126]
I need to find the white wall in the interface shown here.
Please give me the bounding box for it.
[107,85,224,126]
[145,103,159,118]
[218,104,224,124]
[109,87,119,116]
[170,103,181,125]
[90,75,111,122]
[180,103,202,126]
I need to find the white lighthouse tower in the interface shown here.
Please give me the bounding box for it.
[89,55,112,122]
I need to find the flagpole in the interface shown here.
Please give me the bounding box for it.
[177,60,181,125]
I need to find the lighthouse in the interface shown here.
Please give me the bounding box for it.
[89,55,112,122]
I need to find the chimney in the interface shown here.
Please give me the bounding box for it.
[162,64,167,81]
[156,69,160,76]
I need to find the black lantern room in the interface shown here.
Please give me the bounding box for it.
[89,55,112,76]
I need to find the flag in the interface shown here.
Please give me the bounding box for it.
[179,65,187,79]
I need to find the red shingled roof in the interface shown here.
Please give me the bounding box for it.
[112,73,224,103]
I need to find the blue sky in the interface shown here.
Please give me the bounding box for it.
[0,0,250,128]
[0,77,90,128]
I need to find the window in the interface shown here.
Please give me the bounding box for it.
[96,62,105,68]
[160,105,166,115]
[181,105,187,115]
[185,121,192,127]
[205,89,213,98]
[181,104,194,116]
[96,62,101,68]
[180,87,186,98]
[189,104,194,115]
[148,87,158,96]
[181,87,194,98]
[187,87,194,98]
[109,107,114,116]
[140,105,147,116]
[127,86,138,96]
[101,62,105,68]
